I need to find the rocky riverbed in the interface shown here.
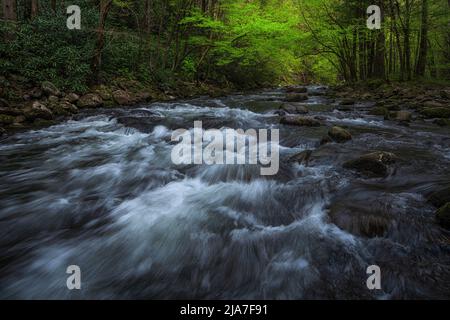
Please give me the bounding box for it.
[0,84,449,299]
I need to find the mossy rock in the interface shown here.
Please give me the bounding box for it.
[420,107,450,119]
[436,203,450,230]
[369,106,389,116]
[0,114,15,125]
[328,126,352,143]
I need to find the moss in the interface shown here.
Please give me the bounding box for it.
[0,114,15,125]
[369,106,389,116]
[420,107,450,119]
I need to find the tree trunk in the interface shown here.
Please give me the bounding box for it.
[2,0,17,21]
[414,0,428,77]
[31,0,39,19]
[91,0,113,84]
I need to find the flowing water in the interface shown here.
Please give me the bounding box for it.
[0,87,449,299]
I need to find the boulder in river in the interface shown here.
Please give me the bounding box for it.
[328,201,391,238]
[286,86,308,94]
[436,203,450,230]
[52,101,78,116]
[420,107,450,119]
[395,110,412,122]
[343,151,397,177]
[328,126,352,143]
[77,93,103,108]
[340,99,355,106]
[280,115,321,127]
[281,103,309,114]
[285,93,308,102]
[427,186,450,208]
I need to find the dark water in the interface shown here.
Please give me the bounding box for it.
[1,87,450,299]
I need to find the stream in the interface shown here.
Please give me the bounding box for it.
[1,87,450,299]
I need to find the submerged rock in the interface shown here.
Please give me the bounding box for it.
[285,93,308,102]
[436,203,450,230]
[343,151,397,177]
[286,86,308,93]
[328,201,391,238]
[328,126,352,143]
[427,186,450,208]
[281,103,309,114]
[280,115,321,127]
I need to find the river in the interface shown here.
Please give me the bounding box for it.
[0,87,449,299]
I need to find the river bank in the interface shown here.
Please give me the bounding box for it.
[0,75,234,136]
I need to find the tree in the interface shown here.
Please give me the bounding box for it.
[2,0,17,21]
[415,0,428,77]
[91,0,113,84]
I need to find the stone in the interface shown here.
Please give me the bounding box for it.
[343,151,397,177]
[420,107,450,119]
[23,101,54,121]
[395,111,412,122]
[436,203,450,230]
[285,93,309,102]
[41,81,61,97]
[280,115,321,127]
[328,126,352,143]
[281,103,309,114]
[77,93,103,108]
[112,90,132,106]
[65,93,80,104]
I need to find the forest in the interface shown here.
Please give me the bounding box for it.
[0,0,449,94]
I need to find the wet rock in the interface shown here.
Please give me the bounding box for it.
[65,93,80,104]
[24,101,54,121]
[286,86,308,93]
[30,87,43,99]
[440,90,450,100]
[245,101,283,112]
[41,81,60,97]
[369,106,389,116]
[427,186,450,208]
[343,151,397,177]
[328,201,391,238]
[135,91,152,103]
[0,98,10,108]
[288,150,313,165]
[433,118,450,126]
[395,111,412,122]
[423,101,446,109]
[420,107,450,119]
[328,126,352,143]
[436,203,450,230]
[77,93,103,108]
[0,127,6,136]
[285,93,309,102]
[112,90,133,106]
[320,135,333,145]
[48,95,59,104]
[281,103,309,114]
[0,114,15,125]
[0,106,22,116]
[340,99,355,106]
[280,115,321,127]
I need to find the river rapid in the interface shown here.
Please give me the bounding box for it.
[0,87,449,299]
